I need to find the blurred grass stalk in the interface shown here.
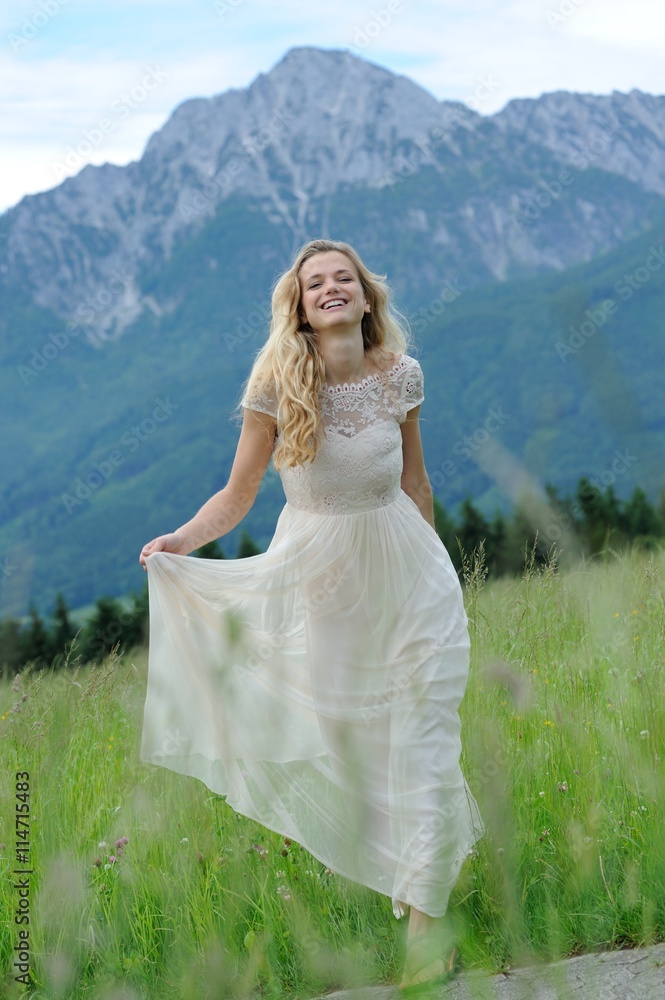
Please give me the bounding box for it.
[0,546,663,998]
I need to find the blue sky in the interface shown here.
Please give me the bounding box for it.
[1,0,664,213]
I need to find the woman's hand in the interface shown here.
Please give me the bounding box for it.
[139,532,190,570]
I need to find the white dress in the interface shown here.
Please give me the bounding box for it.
[140,353,484,919]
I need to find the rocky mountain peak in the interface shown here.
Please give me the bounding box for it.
[2,47,664,343]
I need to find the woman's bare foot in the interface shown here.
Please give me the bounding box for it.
[399,908,457,990]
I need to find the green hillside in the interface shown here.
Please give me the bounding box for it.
[1,196,664,614]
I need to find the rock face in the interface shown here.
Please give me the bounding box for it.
[493,89,665,195]
[1,46,664,341]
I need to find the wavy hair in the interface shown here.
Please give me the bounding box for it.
[234,239,412,471]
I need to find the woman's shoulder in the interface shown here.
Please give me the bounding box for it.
[369,348,421,376]
[386,352,423,380]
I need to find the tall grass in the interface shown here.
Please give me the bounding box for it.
[1,546,663,998]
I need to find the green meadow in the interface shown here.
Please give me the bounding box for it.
[1,545,663,998]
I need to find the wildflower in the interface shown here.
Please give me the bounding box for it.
[539,791,545,798]
[640,730,650,739]
[613,613,620,618]
[115,837,129,853]
[181,837,189,844]
[497,847,504,855]
[631,610,639,615]
[558,781,568,793]
[275,870,286,879]
[633,636,639,641]
[108,855,116,863]
[276,884,291,901]
[250,844,268,860]
[544,720,554,726]
[98,842,107,849]
[93,857,101,868]
[538,829,551,842]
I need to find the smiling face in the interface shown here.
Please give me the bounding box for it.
[298,251,370,333]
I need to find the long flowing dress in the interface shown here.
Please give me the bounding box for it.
[140,353,484,919]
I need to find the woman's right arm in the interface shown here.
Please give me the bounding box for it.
[139,408,276,569]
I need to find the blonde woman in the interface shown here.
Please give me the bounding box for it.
[139,238,483,990]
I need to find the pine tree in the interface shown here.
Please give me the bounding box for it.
[0,618,23,677]
[21,604,50,667]
[454,497,491,570]
[49,592,75,667]
[195,540,226,559]
[433,497,457,560]
[237,530,261,558]
[79,597,127,663]
[121,585,150,651]
[623,486,660,541]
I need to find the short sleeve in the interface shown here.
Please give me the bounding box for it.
[403,358,424,412]
[241,377,278,418]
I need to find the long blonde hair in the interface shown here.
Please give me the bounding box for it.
[234,239,412,470]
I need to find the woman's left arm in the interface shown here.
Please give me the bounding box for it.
[400,405,435,530]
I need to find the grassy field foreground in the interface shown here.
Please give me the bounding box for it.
[1,546,664,998]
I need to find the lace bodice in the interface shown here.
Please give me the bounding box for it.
[241,354,424,515]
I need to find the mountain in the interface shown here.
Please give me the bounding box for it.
[1,46,664,616]
[3,48,665,339]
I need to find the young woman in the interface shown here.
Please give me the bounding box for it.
[139,238,483,990]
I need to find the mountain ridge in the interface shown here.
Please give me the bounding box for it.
[2,46,664,342]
